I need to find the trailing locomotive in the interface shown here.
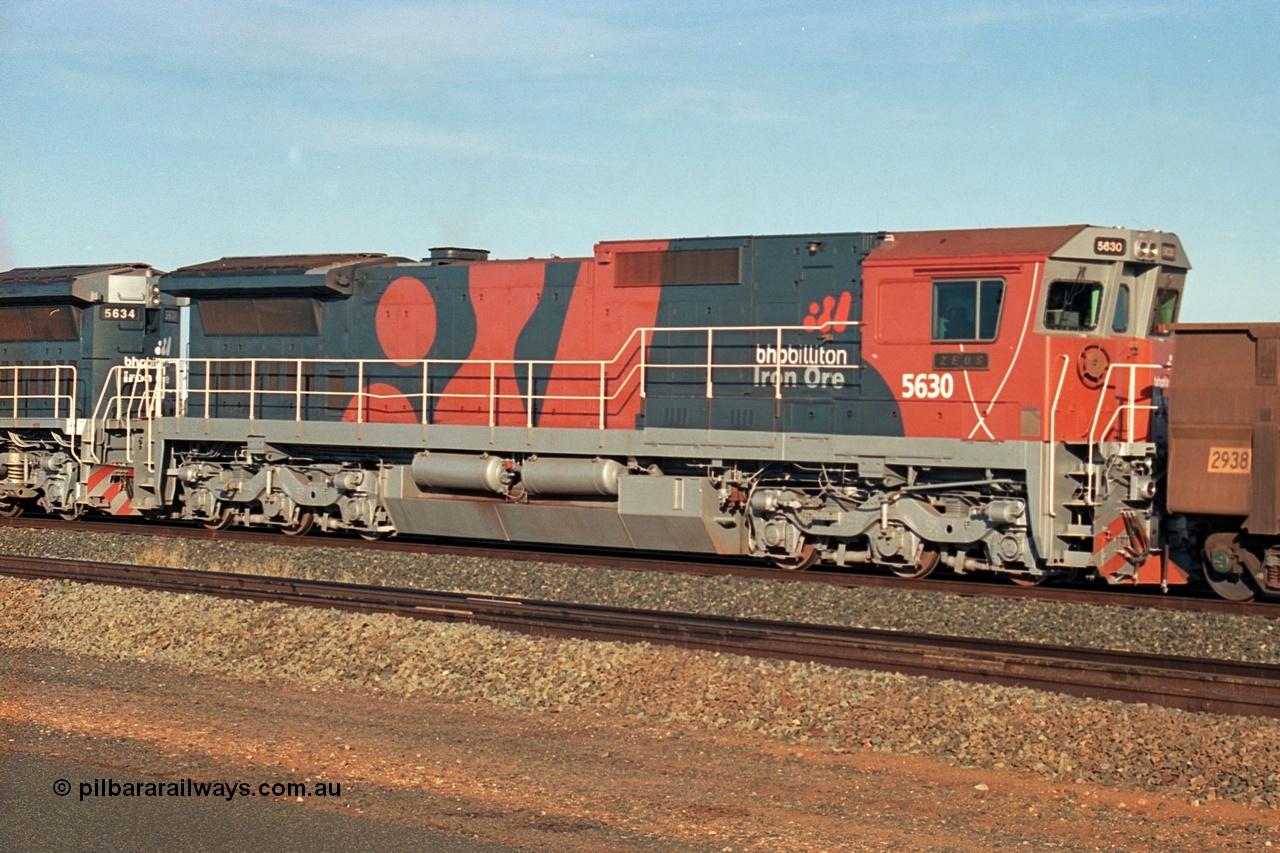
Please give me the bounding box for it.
[1,225,1276,600]
[0,263,169,519]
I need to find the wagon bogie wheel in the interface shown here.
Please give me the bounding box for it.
[1204,532,1261,602]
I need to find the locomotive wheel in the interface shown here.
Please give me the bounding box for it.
[1204,533,1261,602]
[889,545,940,580]
[774,542,819,571]
[358,528,390,542]
[1009,573,1048,587]
[202,507,234,531]
[281,511,314,537]
[57,507,84,521]
[0,500,23,518]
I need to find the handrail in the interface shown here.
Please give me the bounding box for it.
[85,362,162,464]
[1044,355,1072,522]
[1087,362,1160,445]
[0,364,78,423]
[137,323,863,428]
[1084,362,1160,504]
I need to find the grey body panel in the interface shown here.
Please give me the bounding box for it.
[153,416,1049,554]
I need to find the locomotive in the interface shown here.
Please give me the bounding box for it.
[0,225,1275,601]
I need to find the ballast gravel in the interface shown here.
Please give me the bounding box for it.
[4,527,1278,664]
[2,526,1280,809]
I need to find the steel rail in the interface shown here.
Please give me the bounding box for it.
[5,554,1280,719]
[3,516,1276,619]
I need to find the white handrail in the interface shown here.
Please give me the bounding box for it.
[139,323,863,429]
[84,361,164,464]
[1044,355,1072,521]
[0,364,79,424]
[1084,362,1160,504]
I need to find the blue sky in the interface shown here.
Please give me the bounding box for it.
[1,0,1277,321]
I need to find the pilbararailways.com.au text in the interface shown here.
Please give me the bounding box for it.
[56,777,342,802]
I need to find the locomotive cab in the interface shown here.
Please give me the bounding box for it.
[0,262,165,517]
[862,226,1188,444]
[859,226,1191,586]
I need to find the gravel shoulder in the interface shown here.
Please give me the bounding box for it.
[4,649,1279,852]
[3,525,1280,849]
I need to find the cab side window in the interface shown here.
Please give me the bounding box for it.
[1112,284,1130,333]
[1149,287,1180,336]
[1044,281,1103,331]
[931,279,1003,342]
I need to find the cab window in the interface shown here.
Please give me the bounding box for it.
[1044,281,1103,331]
[932,279,1003,342]
[1149,287,1180,336]
[1112,284,1130,333]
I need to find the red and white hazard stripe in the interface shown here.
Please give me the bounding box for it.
[1092,514,1164,585]
[86,465,134,516]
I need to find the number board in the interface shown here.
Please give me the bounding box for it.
[1093,237,1127,257]
[100,305,140,321]
[1207,447,1251,474]
[933,352,989,371]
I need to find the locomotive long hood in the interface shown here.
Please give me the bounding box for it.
[163,253,406,297]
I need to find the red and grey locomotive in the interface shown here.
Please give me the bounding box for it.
[0,224,1275,600]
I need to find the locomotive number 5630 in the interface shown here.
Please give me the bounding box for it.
[901,373,955,400]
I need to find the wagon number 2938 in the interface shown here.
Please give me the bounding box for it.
[901,373,955,400]
[1207,447,1251,474]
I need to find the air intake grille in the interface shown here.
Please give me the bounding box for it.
[615,248,741,287]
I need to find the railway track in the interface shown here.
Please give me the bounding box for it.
[5,553,1280,719]
[3,516,1276,619]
